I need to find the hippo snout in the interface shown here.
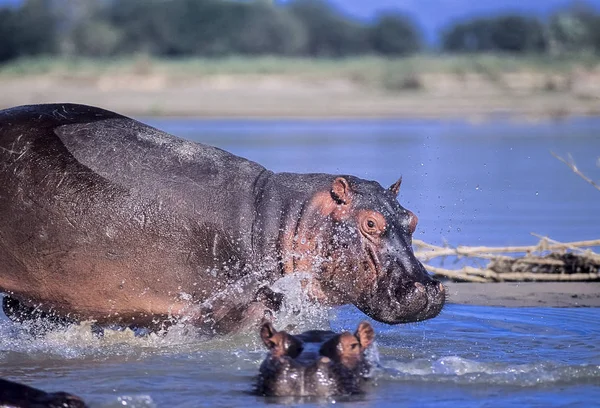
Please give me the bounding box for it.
[357,261,446,325]
[387,274,445,323]
[402,279,446,322]
[256,321,375,397]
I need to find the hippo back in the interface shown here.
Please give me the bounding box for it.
[0,104,269,324]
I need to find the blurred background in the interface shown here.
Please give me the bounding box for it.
[1,0,600,118]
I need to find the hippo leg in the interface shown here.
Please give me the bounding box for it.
[209,301,275,335]
[254,286,284,312]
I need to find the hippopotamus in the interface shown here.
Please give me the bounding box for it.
[0,378,87,408]
[0,103,445,334]
[256,320,375,397]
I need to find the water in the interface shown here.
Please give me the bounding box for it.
[1,117,599,407]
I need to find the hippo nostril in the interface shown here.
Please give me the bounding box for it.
[414,282,426,293]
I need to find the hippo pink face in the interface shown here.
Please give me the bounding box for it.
[295,176,445,324]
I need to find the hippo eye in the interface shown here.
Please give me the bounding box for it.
[359,210,386,237]
[360,211,385,236]
[362,217,379,235]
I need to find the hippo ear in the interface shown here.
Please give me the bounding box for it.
[355,321,375,349]
[331,177,352,205]
[260,321,278,349]
[389,176,402,197]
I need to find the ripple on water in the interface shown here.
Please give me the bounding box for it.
[0,302,598,407]
[379,355,600,387]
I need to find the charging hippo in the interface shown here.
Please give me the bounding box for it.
[257,321,375,397]
[0,103,445,334]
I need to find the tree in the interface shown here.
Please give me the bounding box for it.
[368,13,422,56]
[105,0,177,55]
[0,8,19,62]
[442,14,546,53]
[287,0,368,57]
[548,2,600,54]
[489,15,546,52]
[164,0,307,56]
[8,0,58,58]
[442,20,494,52]
[234,2,308,55]
[70,20,122,57]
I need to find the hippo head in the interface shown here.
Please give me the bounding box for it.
[256,321,375,397]
[295,176,445,324]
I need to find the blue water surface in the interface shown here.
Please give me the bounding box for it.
[0,117,599,407]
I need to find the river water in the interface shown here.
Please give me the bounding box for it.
[1,117,599,407]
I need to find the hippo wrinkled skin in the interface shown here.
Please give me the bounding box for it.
[0,104,445,334]
[257,321,375,397]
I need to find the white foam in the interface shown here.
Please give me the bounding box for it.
[0,317,207,360]
[270,273,331,332]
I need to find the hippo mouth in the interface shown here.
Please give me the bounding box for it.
[359,280,445,324]
[358,246,446,324]
[393,278,445,322]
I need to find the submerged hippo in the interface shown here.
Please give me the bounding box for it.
[257,321,375,397]
[0,378,87,408]
[0,103,445,334]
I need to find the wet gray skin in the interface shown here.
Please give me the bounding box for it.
[256,321,375,397]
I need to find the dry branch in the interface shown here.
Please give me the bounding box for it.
[551,151,600,192]
[422,153,600,282]
[415,236,600,283]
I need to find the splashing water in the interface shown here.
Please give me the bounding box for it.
[0,297,598,407]
[269,272,332,332]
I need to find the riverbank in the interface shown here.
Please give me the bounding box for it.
[1,55,600,119]
[446,282,600,307]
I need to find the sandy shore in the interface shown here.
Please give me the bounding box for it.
[446,282,600,308]
[1,74,599,119]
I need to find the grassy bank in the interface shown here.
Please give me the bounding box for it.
[2,54,599,85]
[1,55,599,118]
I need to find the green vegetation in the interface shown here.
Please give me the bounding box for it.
[3,0,600,64]
[0,0,422,62]
[1,54,597,83]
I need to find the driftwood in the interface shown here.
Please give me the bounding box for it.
[422,153,600,283]
[414,236,600,283]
